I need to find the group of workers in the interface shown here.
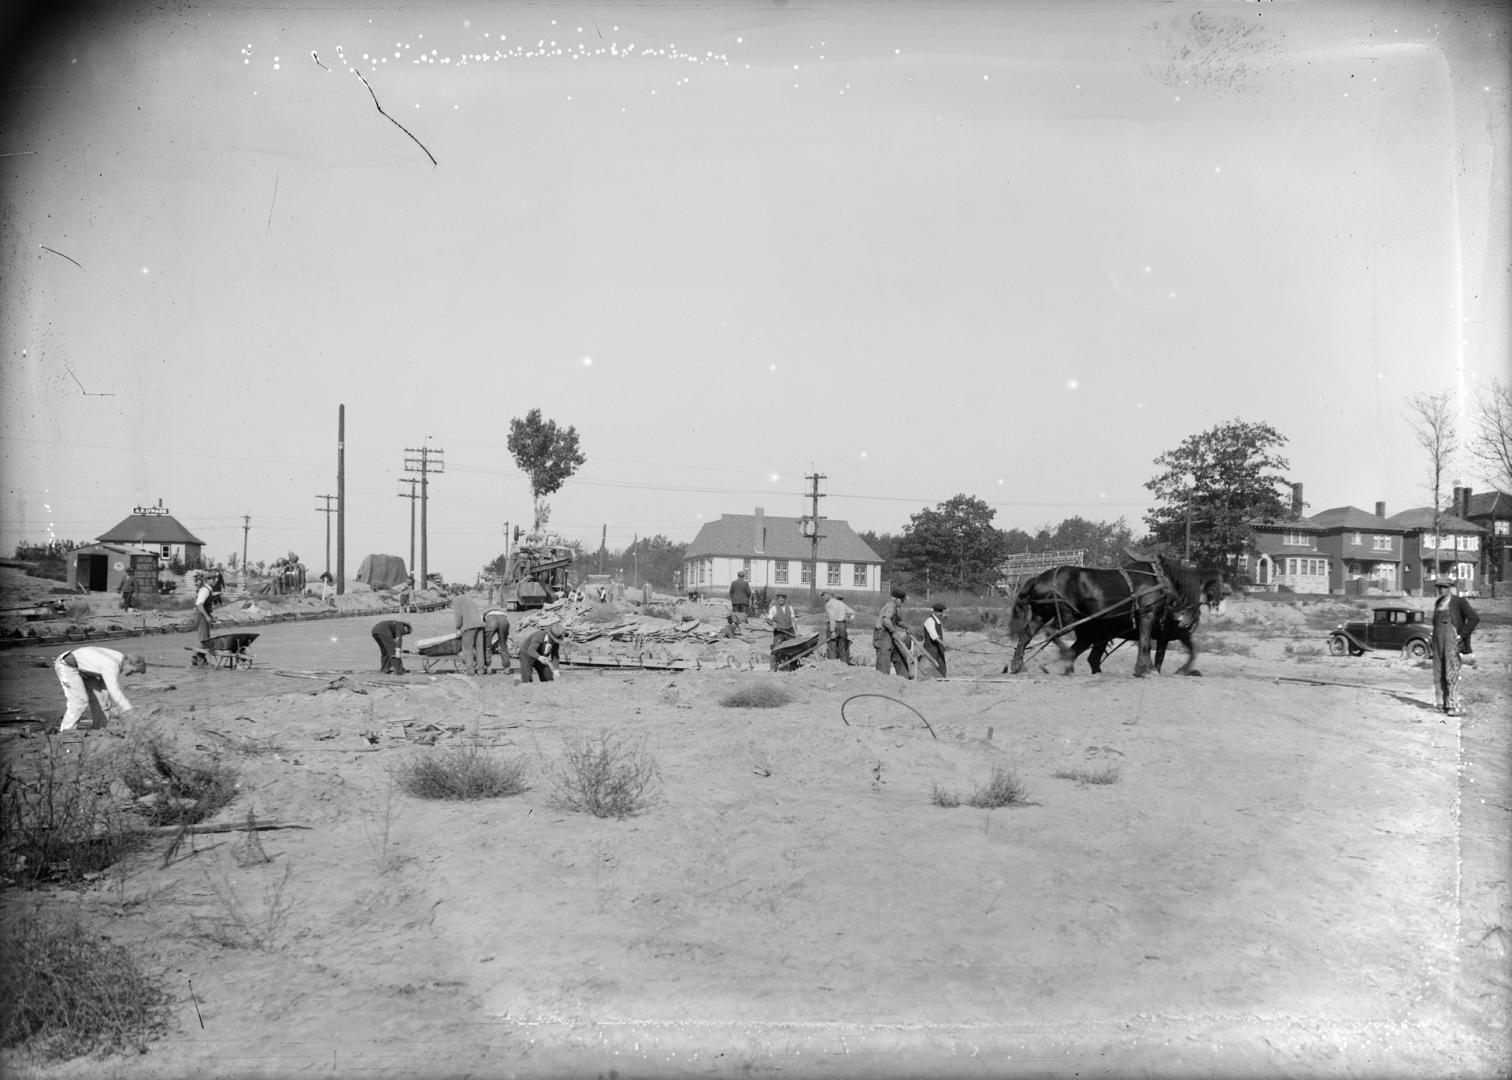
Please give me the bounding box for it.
[369,591,564,683]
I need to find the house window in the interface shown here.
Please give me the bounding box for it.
[1351,531,1363,546]
[1372,535,1392,551]
[1458,534,1479,551]
[160,544,172,560]
[1282,530,1311,546]
[742,558,752,576]
[826,562,841,586]
[853,564,868,587]
[801,562,814,585]
[1495,521,1509,536]
[1286,557,1328,577]
[774,560,789,585]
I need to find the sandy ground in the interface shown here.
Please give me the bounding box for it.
[1,597,1508,1079]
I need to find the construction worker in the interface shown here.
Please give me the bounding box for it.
[54,646,146,732]
[768,592,798,671]
[729,570,752,617]
[822,590,856,663]
[452,591,485,675]
[371,619,411,674]
[921,602,948,677]
[191,572,216,665]
[874,587,913,678]
[519,619,564,683]
[483,608,512,674]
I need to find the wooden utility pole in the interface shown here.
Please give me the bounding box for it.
[398,479,419,583]
[336,405,346,595]
[315,494,336,577]
[241,515,250,591]
[404,440,444,586]
[804,471,826,603]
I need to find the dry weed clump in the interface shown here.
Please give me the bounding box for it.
[1052,764,1122,785]
[551,729,661,819]
[967,766,1030,808]
[394,741,531,801]
[719,682,792,709]
[119,734,238,828]
[191,860,295,951]
[0,906,172,1060]
[930,782,961,808]
[1,742,145,886]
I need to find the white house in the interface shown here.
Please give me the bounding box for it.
[683,508,884,596]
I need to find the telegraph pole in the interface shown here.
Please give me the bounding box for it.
[398,479,419,583]
[315,494,336,577]
[336,405,346,595]
[403,439,444,586]
[803,471,827,603]
[241,515,250,591]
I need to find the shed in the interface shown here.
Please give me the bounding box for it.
[96,507,206,569]
[356,554,409,590]
[67,544,159,594]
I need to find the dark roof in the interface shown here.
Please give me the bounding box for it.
[1385,508,1482,533]
[686,513,882,563]
[1463,490,1512,519]
[1305,506,1400,531]
[97,513,205,546]
[1250,516,1323,531]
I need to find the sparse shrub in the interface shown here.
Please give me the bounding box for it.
[119,735,238,828]
[1,743,146,886]
[719,682,792,709]
[930,782,961,807]
[393,741,531,801]
[190,860,295,951]
[0,906,172,1059]
[551,729,661,819]
[967,766,1029,809]
[65,600,92,621]
[1053,764,1121,785]
[1284,641,1325,657]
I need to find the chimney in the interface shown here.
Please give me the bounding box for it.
[1290,483,1304,518]
[753,507,764,554]
[1459,486,1472,519]
[1375,501,1386,519]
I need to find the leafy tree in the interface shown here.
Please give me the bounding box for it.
[1144,419,1291,568]
[1468,379,1512,493]
[893,494,1009,593]
[857,530,900,580]
[226,552,239,572]
[1032,516,1136,567]
[507,408,587,532]
[1407,392,1456,542]
[610,535,687,589]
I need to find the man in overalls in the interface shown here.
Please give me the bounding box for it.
[1429,577,1478,716]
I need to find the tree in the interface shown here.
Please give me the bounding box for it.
[857,530,900,581]
[1032,516,1136,567]
[611,535,687,589]
[507,408,587,533]
[1144,419,1291,568]
[1407,392,1456,542]
[892,494,1010,594]
[1468,379,1512,493]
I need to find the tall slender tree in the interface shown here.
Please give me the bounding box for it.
[1407,392,1456,547]
[1468,379,1512,493]
[507,408,587,534]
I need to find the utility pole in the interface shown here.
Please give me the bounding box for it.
[336,405,346,595]
[315,494,336,577]
[803,471,827,603]
[599,524,607,574]
[398,479,419,583]
[241,515,250,592]
[403,439,444,586]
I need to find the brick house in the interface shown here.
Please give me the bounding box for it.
[1385,506,1483,596]
[1457,487,1512,593]
[1306,503,1404,594]
[683,507,883,597]
[1242,516,1330,593]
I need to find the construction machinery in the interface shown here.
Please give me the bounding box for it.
[498,543,576,612]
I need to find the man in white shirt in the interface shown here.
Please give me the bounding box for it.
[821,591,856,664]
[54,647,147,731]
[921,602,948,677]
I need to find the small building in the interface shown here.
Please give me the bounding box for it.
[96,503,206,569]
[66,544,160,594]
[1385,506,1483,595]
[683,507,884,596]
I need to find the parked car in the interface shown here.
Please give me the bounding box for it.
[1327,607,1431,659]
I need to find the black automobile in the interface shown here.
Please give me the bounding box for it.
[1328,606,1431,659]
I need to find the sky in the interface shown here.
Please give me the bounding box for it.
[2,0,1508,583]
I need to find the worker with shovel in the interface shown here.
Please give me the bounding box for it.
[54,646,146,732]
[874,587,914,678]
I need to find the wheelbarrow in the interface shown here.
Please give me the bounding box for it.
[187,631,259,670]
[409,632,464,673]
[771,630,823,672]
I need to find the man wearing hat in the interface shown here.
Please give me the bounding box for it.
[921,601,948,677]
[822,590,856,664]
[452,590,486,676]
[54,646,146,732]
[767,592,798,671]
[1429,578,1478,716]
[729,570,752,618]
[371,618,412,675]
[518,618,564,683]
[874,586,914,678]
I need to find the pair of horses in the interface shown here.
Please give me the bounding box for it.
[1003,554,1206,677]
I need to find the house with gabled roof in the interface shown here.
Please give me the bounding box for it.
[1386,506,1483,595]
[683,507,883,596]
[96,501,206,569]
[1306,502,1404,594]
[1456,487,1511,593]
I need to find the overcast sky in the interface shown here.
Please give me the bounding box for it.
[2,0,1507,581]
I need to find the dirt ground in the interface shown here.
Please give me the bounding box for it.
[1,595,1508,1079]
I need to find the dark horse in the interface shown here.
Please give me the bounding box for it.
[1072,604,1201,675]
[1004,554,1203,677]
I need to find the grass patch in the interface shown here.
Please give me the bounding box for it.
[719,682,792,709]
[1284,641,1325,657]
[119,734,238,828]
[1052,764,1121,785]
[0,906,172,1060]
[550,729,661,819]
[967,766,1030,808]
[190,860,296,951]
[126,592,193,612]
[393,740,532,801]
[65,600,92,621]
[930,782,961,808]
[1201,636,1254,657]
[1,742,146,886]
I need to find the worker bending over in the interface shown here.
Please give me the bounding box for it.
[54,646,146,732]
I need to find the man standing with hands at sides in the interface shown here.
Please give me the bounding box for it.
[874,586,913,678]
[921,601,948,677]
[822,590,856,664]
[1429,577,1479,717]
[768,592,798,671]
[729,570,752,619]
[452,591,486,676]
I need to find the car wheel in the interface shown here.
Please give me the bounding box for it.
[1403,639,1428,660]
[1327,635,1348,656]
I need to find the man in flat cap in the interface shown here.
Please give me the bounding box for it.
[921,601,948,677]
[874,586,913,678]
[519,618,564,683]
[1429,577,1478,716]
